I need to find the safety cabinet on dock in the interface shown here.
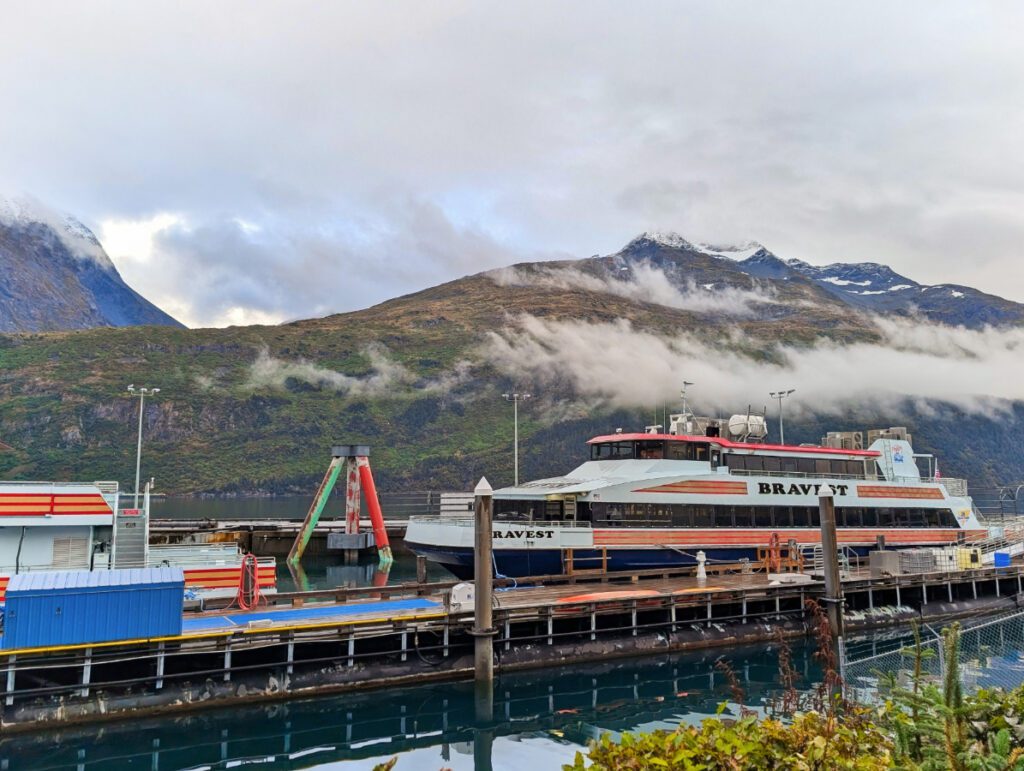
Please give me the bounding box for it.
[1,567,184,649]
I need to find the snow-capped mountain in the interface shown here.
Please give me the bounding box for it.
[0,197,182,332]
[614,231,1024,328]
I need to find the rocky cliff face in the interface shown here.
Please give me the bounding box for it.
[0,199,182,332]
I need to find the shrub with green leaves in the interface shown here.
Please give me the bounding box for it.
[564,708,893,770]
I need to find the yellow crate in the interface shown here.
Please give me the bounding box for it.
[956,547,981,570]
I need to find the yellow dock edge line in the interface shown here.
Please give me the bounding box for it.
[0,612,449,657]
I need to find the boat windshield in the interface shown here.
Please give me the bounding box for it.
[590,440,710,462]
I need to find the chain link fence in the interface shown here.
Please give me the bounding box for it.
[843,610,1024,704]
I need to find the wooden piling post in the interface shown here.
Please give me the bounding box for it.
[416,555,428,584]
[473,476,495,723]
[818,484,845,640]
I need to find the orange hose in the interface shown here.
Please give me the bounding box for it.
[235,553,263,611]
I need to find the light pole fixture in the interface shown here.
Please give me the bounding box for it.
[126,384,161,507]
[502,392,531,486]
[769,388,796,445]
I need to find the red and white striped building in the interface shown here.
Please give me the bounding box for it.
[0,482,274,601]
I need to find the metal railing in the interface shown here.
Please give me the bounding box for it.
[844,610,1024,705]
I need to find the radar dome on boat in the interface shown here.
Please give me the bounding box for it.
[728,414,768,440]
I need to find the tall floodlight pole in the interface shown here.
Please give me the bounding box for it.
[502,393,531,486]
[126,385,161,507]
[769,388,796,445]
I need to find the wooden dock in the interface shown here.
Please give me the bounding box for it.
[3,562,1023,730]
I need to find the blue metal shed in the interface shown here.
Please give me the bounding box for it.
[1,568,184,649]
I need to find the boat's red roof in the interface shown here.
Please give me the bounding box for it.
[586,433,880,457]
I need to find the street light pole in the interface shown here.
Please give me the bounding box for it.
[769,388,796,445]
[502,392,531,486]
[126,385,161,508]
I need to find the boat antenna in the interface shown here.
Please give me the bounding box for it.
[680,381,694,419]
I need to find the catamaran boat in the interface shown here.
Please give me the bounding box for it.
[406,410,986,579]
[0,480,276,601]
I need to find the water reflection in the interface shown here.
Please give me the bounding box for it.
[1,641,823,771]
[274,552,446,592]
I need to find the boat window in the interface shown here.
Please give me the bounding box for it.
[636,441,665,460]
[576,502,592,523]
[773,506,793,527]
[814,459,831,474]
[545,500,563,520]
[797,459,816,474]
[733,506,752,527]
[763,456,782,473]
[494,499,540,520]
[649,504,671,525]
[692,505,714,527]
[667,442,689,460]
[590,441,636,461]
[744,456,764,472]
[606,503,626,525]
[692,443,710,463]
[672,506,693,527]
[753,507,773,527]
[861,507,879,527]
[781,457,798,473]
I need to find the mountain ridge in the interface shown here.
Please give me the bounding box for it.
[0,224,1021,495]
[0,198,182,332]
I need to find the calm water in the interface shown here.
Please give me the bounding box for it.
[0,641,825,771]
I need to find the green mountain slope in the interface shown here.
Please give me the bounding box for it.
[0,237,1020,495]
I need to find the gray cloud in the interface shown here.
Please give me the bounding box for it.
[247,344,474,396]
[490,262,782,317]
[483,314,1024,417]
[1,1,1022,324]
[126,199,533,327]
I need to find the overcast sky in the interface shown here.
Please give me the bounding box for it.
[1,1,1022,327]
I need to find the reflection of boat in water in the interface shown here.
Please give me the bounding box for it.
[408,407,984,579]
[0,641,822,770]
[0,480,275,600]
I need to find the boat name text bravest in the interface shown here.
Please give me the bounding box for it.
[492,529,556,539]
[757,482,850,496]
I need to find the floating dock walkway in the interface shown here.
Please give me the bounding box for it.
[3,561,1024,730]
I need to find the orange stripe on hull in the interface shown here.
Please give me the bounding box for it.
[635,481,748,495]
[857,485,945,500]
[592,528,971,547]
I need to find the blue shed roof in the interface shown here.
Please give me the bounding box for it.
[7,568,185,593]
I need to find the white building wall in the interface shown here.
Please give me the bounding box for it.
[0,525,94,572]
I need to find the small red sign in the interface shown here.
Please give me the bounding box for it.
[121,508,141,517]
